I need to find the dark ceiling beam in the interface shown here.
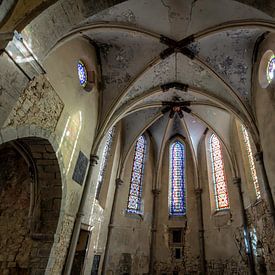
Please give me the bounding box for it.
[159,34,195,60]
[161,101,192,119]
[160,82,189,92]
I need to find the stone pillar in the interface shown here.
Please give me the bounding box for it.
[255,151,275,226]
[233,177,256,275]
[149,189,160,274]
[101,178,123,274]
[64,155,98,275]
[195,188,206,275]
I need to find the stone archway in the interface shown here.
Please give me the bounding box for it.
[0,137,63,274]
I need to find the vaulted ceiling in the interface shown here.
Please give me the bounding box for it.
[9,0,275,165]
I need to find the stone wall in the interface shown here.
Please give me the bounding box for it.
[0,137,63,275]
[154,139,200,275]
[246,200,275,273]
[4,75,64,132]
[0,144,32,274]
[105,133,153,275]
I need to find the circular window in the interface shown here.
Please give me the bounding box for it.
[259,50,275,88]
[267,55,275,83]
[77,60,88,88]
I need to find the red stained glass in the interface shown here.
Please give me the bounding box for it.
[210,134,229,210]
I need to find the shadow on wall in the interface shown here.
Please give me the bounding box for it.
[0,137,62,274]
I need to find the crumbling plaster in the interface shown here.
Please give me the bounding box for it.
[253,33,275,199]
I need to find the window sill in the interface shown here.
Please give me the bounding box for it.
[212,208,230,216]
[124,210,143,220]
[168,215,187,221]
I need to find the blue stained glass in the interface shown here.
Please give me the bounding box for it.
[169,141,185,216]
[77,60,88,87]
[127,135,146,214]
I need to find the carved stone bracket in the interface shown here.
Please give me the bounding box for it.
[232,177,241,186]
[254,151,263,163]
[152,189,161,197]
[90,155,99,166]
[195,188,203,197]
[115,178,123,187]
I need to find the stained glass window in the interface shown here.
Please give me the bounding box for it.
[169,141,185,216]
[267,55,275,83]
[77,60,88,87]
[250,227,258,256]
[210,134,229,210]
[241,125,261,200]
[244,227,258,256]
[127,135,146,214]
[96,127,115,199]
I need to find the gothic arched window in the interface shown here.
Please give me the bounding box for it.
[209,134,229,210]
[241,125,261,200]
[169,140,186,216]
[96,127,115,199]
[127,135,146,214]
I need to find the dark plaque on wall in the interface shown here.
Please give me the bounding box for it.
[72,151,89,185]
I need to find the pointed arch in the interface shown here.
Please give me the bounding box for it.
[169,140,186,216]
[127,135,147,214]
[209,133,230,210]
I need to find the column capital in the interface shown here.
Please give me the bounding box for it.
[195,188,202,196]
[0,32,14,51]
[254,151,263,163]
[152,189,161,196]
[90,155,99,166]
[115,178,123,187]
[232,177,241,185]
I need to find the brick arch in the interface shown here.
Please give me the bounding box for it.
[0,126,67,274]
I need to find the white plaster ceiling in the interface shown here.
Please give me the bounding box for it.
[20,0,275,161]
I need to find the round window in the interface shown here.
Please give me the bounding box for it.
[77,60,88,88]
[258,50,275,88]
[267,55,275,84]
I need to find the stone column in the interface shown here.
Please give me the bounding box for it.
[101,178,123,274]
[195,188,206,275]
[233,177,256,275]
[64,155,98,274]
[149,189,160,274]
[255,151,275,226]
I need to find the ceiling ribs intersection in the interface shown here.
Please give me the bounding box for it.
[52,20,275,153]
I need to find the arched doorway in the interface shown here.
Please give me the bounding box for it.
[0,137,63,274]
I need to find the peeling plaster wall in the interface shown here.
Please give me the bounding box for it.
[253,33,275,200]
[232,120,275,273]
[0,52,29,127]
[105,134,154,275]
[248,33,275,273]
[3,75,64,131]
[0,36,100,273]
[155,140,200,274]
[82,124,122,275]
[199,133,249,274]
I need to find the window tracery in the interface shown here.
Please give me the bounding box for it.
[209,134,229,210]
[169,140,185,216]
[96,127,115,199]
[241,125,261,199]
[127,135,146,214]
